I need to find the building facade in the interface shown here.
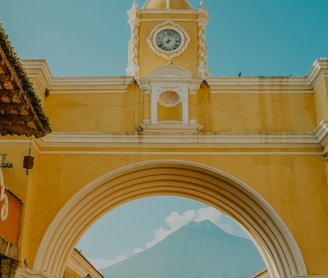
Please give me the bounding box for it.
[1,0,328,277]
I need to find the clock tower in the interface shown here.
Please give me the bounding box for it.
[127,0,209,78]
[127,0,209,132]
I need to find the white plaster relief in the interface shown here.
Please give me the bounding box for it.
[197,18,209,79]
[0,168,9,222]
[127,7,141,77]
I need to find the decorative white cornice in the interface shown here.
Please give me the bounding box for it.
[140,122,204,134]
[206,76,312,94]
[148,64,192,78]
[47,76,134,94]
[306,58,328,91]
[22,59,327,95]
[197,16,208,27]
[22,59,134,94]
[127,4,140,26]
[206,58,328,94]
[35,131,323,153]
[67,249,103,278]
[295,276,328,278]
[137,9,200,16]
[21,59,54,90]
[136,64,202,94]
[128,17,140,26]
[15,268,54,278]
[314,120,328,148]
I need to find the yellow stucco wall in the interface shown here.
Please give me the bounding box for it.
[8,46,326,277]
[196,85,317,132]
[314,78,328,126]
[20,148,328,274]
[3,64,328,276]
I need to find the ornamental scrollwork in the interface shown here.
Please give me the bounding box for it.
[0,168,9,221]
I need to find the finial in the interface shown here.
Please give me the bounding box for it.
[199,1,205,8]
[132,1,138,8]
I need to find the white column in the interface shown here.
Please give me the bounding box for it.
[181,88,189,124]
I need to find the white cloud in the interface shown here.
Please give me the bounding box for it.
[146,226,171,248]
[194,207,222,223]
[90,206,246,269]
[133,247,143,254]
[143,206,250,251]
[145,207,226,249]
[166,209,197,230]
[88,254,127,270]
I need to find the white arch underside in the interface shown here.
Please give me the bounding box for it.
[31,160,307,278]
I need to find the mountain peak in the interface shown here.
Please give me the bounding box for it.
[102,220,265,278]
[183,220,221,230]
[165,220,235,243]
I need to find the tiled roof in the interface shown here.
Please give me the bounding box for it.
[0,22,51,137]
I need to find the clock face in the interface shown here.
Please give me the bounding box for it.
[147,22,190,60]
[155,29,182,52]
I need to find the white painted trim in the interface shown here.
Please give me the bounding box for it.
[34,150,323,156]
[16,268,53,278]
[36,131,322,151]
[66,249,103,278]
[315,120,328,147]
[21,60,134,94]
[295,276,328,278]
[21,58,328,96]
[306,58,328,91]
[206,76,312,94]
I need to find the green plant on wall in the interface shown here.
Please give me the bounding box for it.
[0,154,13,168]
[323,151,328,162]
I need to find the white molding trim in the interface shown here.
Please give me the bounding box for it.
[136,64,202,126]
[315,120,328,147]
[21,59,134,94]
[295,276,328,278]
[206,76,312,94]
[36,131,322,152]
[206,58,328,94]
[306,58,328,91]
[16,268,53,278]
[66,249,103,278]
[21,58,328,95]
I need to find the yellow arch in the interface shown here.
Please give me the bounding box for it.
[30,160,307,278]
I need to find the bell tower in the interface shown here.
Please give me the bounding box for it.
[127,0,208,133]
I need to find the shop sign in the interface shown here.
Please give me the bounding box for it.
[0,168,23,245]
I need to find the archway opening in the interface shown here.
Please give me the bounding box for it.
[29,160,307,278]
[77,196,267,277]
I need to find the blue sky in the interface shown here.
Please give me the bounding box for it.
[1,0,328,270]
[1,0,327,77]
